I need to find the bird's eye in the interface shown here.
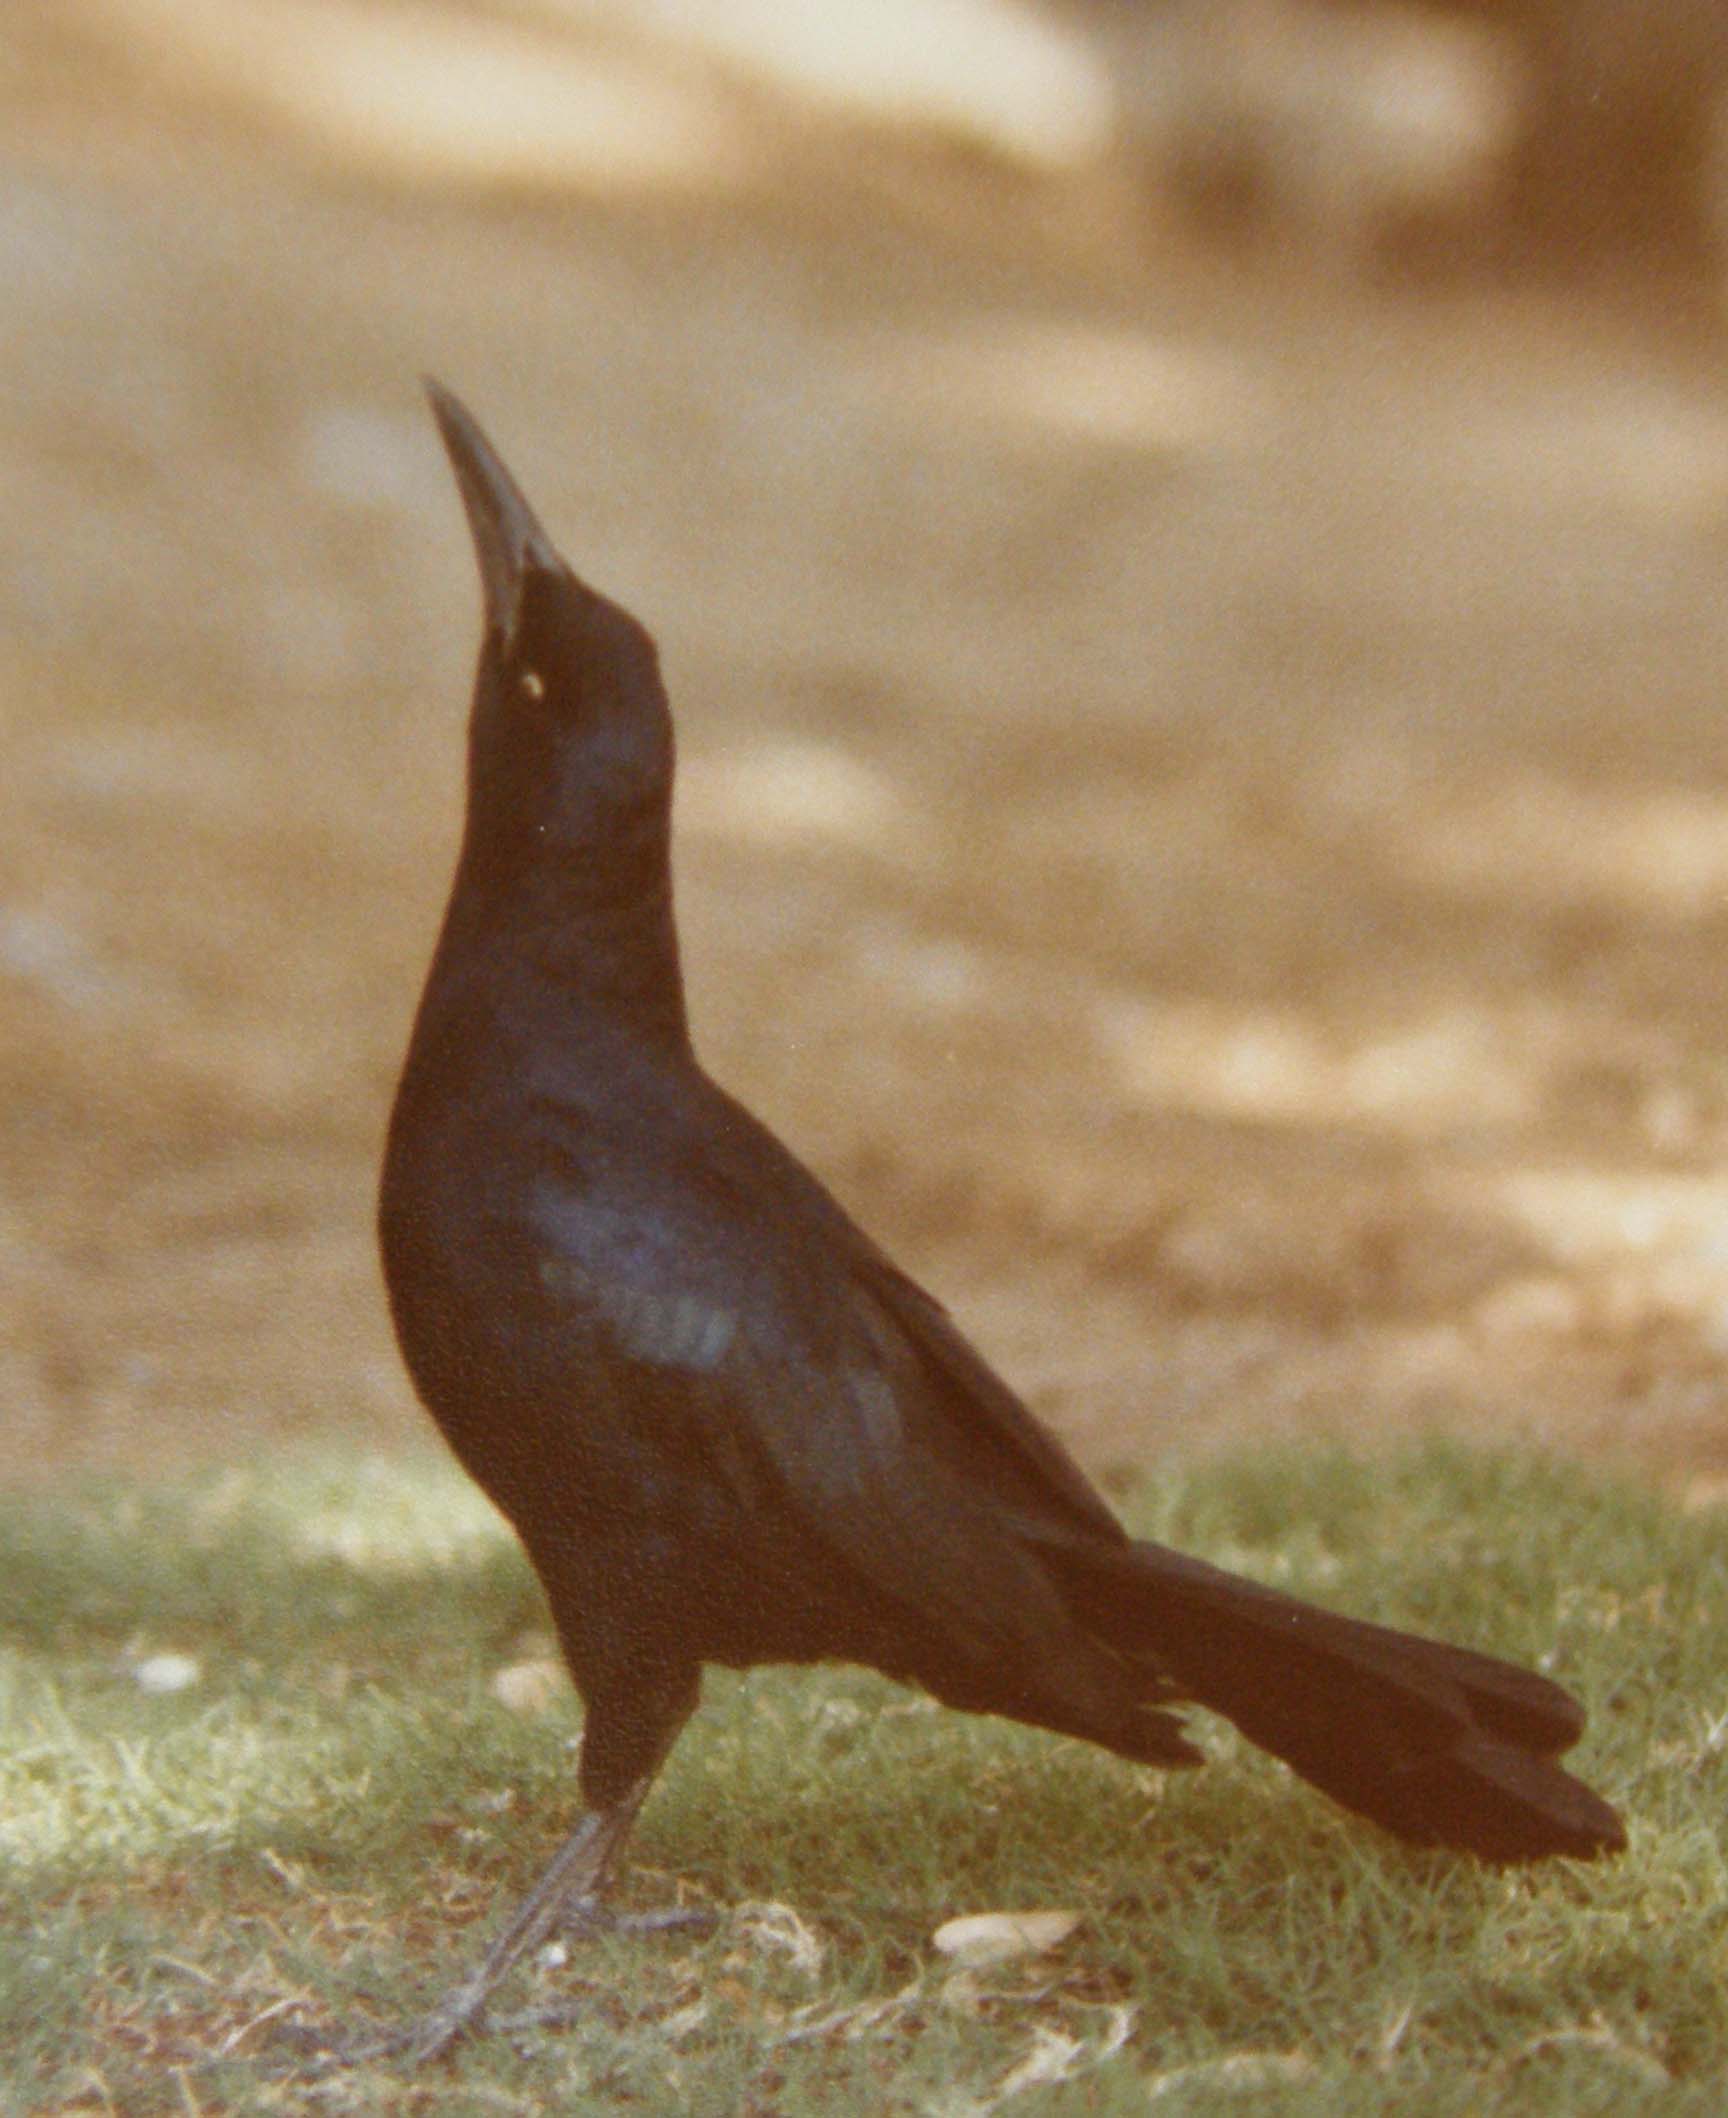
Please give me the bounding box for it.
[521,669,545,702]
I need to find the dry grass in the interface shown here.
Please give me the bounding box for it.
[5,1444,1717,2114]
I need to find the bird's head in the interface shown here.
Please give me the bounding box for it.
[427,380,675,897]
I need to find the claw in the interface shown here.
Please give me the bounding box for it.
[559,1898,717,1940]
[270,1894,714,2071]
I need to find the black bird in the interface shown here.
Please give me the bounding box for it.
[363,383,1623,2060]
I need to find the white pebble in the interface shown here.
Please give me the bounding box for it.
[133,1652,201,1695]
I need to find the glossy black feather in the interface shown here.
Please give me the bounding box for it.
[382,384,1624,1861]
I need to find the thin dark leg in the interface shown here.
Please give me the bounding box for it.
[283,1668,702,2070]
[296,1784,649,2069]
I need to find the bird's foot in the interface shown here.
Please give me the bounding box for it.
[272,1979,493,2071]
[271,1899,714,2071]
[557,1895,717,1941]
[268,1792,691,2070]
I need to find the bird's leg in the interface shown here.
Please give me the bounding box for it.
[293,1782,649,2070]
[277,1666,703,2069]
[540,1661,706,1951]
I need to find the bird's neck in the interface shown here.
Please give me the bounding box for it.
[431,852,693,1059]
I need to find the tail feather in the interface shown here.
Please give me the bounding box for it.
[1055,1539,1624,1863]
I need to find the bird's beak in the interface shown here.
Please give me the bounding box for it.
[425,378,564,648]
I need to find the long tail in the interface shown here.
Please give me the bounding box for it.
[1056,1538,1625,1862]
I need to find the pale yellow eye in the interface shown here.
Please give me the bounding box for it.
[521,669,545,701]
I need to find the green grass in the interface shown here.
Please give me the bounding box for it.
[1,1444,1719,2114]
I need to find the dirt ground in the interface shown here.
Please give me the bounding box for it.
[8,4,1728,1493]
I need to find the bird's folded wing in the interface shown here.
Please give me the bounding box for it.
[528,1165,1126,1665]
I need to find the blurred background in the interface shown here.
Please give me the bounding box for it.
[7,0,1728,1492]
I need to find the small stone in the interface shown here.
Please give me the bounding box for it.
[490,1659,566,1714]
[931,1909,1080,1966]
[132,1652,201,1695]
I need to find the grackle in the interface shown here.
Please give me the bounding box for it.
[341,383,1623,2062]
